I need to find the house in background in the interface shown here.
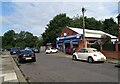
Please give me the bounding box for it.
[56,26,118,53]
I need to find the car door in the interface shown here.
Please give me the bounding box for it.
[46,48,50,53]
[77,49,84,60]
[77,49,88,60]
[83,49,89,60]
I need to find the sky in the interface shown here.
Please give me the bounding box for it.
[1,0,120,37]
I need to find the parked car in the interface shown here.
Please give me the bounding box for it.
[72,48,106,63]
[66,47,75,55]
[0,48,4,52]
[25,47,31,50]
[10,47,21,55]
[31,48,40,53]
[45,47,58,54]
[17,50,36,63]
[7,48,11,51]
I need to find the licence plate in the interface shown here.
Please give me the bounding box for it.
[26,57,32,60]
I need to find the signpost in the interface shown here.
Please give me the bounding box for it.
[117,14,120,41]
[82,7,86,48]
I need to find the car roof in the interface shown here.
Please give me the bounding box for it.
[20,49,32,52]
[81,48,97,51]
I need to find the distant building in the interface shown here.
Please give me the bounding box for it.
[56,26,118,52]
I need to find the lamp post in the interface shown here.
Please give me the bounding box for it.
[82,7,86,48]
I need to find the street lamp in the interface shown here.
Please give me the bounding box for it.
[82,7,86,48]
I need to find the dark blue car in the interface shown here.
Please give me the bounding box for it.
[17,50,36,63]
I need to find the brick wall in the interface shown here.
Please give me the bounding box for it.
[60,27,78,37]
[102,51,120,59]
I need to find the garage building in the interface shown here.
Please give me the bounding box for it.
[56,26,118,53]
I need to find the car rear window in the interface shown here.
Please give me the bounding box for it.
[93,50,98,52]
[51,48,56,49]
[19,50,34,54]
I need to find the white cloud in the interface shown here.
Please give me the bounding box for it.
[2,2,118,36]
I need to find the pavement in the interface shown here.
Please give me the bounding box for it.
[0,51,119,83]
[0,51,27,84]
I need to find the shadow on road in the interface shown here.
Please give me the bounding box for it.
[115,64,120,68]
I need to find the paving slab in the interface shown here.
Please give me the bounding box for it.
[4,72,18,82]
[1,52,27,83]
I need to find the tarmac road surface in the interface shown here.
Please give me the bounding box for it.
[13,52,119,82]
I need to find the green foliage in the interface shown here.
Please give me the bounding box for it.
[36,37,44,48]
[2,30,16,48]
[69,16,83,28]
[102,18,118,36]
[85,17,103,30]
[42,13,72,45]
[2,30,40,49]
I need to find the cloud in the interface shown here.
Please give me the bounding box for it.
[2,2,118,36]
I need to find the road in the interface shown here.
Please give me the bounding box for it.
[13,52,118,82]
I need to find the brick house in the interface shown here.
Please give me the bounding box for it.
[56,26,118,53]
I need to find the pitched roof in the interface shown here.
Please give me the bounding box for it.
[67,26,117,39]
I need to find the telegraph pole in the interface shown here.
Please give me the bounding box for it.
[82,7,86,48]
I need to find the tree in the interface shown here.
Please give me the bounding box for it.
[85,17,103,30]
[36,37,43,48]
[102,18,118,36]
[2,30,16,49]
[69,16,83,28]
[15,31,26,48]
[42,13,72,45]
[2,30,39,49]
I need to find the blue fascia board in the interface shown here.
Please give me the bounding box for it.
[72,39,80,42]
[57,34,82,41]
[57,38,80,43]
[64,40,70,43]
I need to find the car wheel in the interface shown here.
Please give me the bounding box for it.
[50,51,52,54]
[88,57,94,63]
[72,55,77,60]
[10,52,13,55]
[18,58,22,63]
[101,61,105,63]
[32,59,36,62]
